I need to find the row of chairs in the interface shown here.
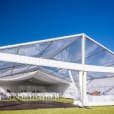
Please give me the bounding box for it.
[5,92,60,100]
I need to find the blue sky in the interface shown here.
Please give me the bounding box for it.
[0,0,114,51]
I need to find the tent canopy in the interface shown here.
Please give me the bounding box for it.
[0,33,114,81]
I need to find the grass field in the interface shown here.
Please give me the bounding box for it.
[0,106,114,114]
[0,98,114,114]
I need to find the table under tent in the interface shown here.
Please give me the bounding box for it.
[0,33,114,107]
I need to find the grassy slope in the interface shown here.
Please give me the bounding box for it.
[1,106,114,114]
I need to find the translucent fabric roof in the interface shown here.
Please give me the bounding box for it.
[85,38,114,67]
[85,36,114,79]
[0,33,114,80]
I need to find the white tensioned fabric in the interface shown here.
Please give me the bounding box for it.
[68,70,80,101]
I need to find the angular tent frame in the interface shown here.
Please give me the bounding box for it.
[0,33,114,107]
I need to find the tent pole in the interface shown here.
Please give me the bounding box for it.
[82,71,87,106]
[81,33,87,107]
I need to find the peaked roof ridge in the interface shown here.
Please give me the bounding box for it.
[84,33,114,55]
[0,33,83,49]
[0,33,113,55]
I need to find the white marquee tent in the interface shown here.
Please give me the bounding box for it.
[0,33,114,107]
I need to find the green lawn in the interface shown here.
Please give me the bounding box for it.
[0,106,114,114]
[0,98,114,114]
